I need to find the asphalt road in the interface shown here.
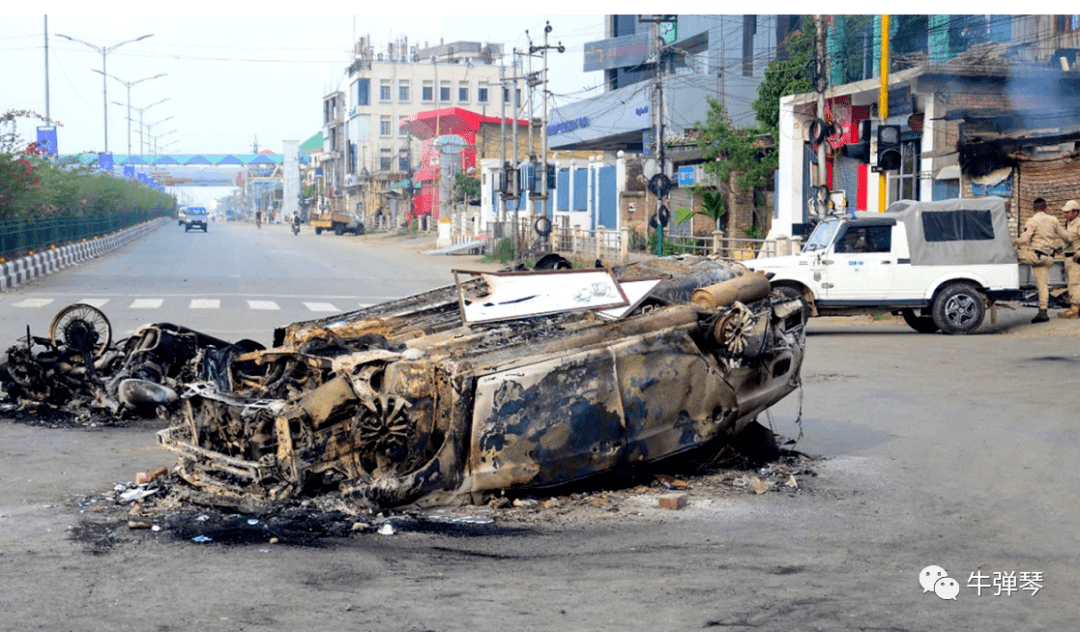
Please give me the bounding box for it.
[0,219,491,348]
[1,223,1078,631]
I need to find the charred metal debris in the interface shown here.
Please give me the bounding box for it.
[2,256,807,510]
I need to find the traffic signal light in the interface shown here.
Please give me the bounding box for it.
[876,124,902,171]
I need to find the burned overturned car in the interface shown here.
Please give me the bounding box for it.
[3,256,806,509]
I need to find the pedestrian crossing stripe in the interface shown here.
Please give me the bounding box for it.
[78,298,110,308]
[247,300,280,310]
[5,298,391,312]
[130,298,164,309]
[13,298,56,308]
[304,302,339,312]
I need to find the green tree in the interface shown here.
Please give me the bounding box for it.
[751,21,815,140]
[452,172,480,203]
[694,99,774,224]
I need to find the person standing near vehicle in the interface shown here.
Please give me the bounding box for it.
[1019,197,1069,322]
[1059,200,1080,319]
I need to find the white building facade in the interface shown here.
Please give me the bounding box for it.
[327,37,508,223]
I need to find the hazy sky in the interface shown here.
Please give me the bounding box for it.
[2,8,617,156]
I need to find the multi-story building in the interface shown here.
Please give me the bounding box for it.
[322,36,508,225]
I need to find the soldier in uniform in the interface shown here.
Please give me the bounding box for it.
[1059,200,1080,319]
[1019,198,1069,323]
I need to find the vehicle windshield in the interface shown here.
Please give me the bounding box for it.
[803,219,840,252]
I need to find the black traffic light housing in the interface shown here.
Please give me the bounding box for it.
[841,119,872,162]
[876,124,902,171]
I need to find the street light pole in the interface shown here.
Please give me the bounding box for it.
[94,70,165,156]
[56,32,153,153]
[120,98,169,157]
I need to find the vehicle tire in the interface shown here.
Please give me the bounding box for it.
[315,227,323,235]
[931,283,985,335]
[901,309,939,333]
[773,284,809,324]
[334,224,344,236]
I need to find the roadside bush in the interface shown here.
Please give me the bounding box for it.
[493,237,514,263]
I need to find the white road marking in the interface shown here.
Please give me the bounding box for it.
[247,300,280,310]
[77,298,111,308]
[130,298,163,309]
[13,298,56,308]
[190,299,220,309]
[303,302,339,312]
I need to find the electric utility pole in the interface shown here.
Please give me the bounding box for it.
[640,14,674,255]
[529,22,565,253]
[814,15,828,219]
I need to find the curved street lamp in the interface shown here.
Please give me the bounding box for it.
[56,32,154,153]
[93,70,166,156]
[119,98,169,157]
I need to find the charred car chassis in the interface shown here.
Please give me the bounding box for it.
[3,256,806,509]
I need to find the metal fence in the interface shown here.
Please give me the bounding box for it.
[0,211,170,259]
[479,222,802,264]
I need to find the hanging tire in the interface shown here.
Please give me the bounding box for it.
[901,309,939,333]
[808,118,828,145]
[931,284,985,335]
[534,216,552,237]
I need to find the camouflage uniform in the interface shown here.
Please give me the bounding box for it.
[1060,202,1080,318]
[1018,210,1068,318]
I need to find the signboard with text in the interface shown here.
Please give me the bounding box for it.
[583,33,649,73]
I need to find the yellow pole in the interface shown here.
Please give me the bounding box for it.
[878,15,889,213]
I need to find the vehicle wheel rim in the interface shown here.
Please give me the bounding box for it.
[945,295,976,326]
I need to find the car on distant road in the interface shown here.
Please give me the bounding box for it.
[183,206,209,232]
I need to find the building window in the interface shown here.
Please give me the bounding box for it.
[380,80,392,102]
[458,81,469,103]
[380,148,392,171]
[503,87,520,106]
[440,81,451,103]
[355,79,370,107]
[887,139,922,204]
[398,116,409,137]
[422,81,433,102]
[1056,15,1080,32]
[477,83,489,104]
[379,116,391,137]
[741,15,757,76]
[398,80,410,102]
[398,152,409,172]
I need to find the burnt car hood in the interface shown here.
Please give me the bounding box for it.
[153,256,805,509]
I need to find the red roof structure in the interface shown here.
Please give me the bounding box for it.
[401,107,527,221]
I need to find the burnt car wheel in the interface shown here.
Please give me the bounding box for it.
[901,309,939,333]
[48,303,112,358]
[932,284,985,335]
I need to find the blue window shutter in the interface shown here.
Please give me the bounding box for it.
[573,170,588,211]
[557,169,569,210]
